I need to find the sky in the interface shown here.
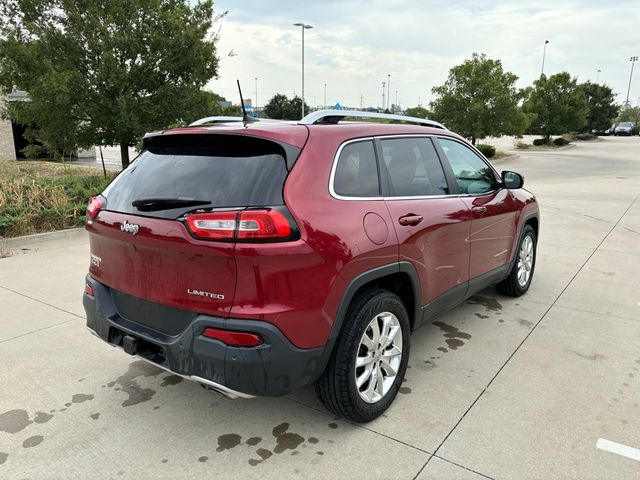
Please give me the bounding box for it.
[209,0,640,110]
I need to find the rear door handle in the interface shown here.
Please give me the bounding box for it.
[472,206,487,216]
[398,214,423,226]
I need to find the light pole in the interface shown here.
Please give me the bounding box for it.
[625,56,638,108]
[387,74,391,111]
[381,82,386,110]
[254,77,258,111]
[596,69,601,83]
[324,83,327,109]
[293,22,313,119]
[540,40,549,77]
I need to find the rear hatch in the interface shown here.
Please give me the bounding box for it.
[87,132,300,323]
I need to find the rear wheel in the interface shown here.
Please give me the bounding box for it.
[315,289,410,423]
[496,225,536,297]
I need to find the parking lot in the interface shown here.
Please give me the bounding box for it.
[1,136,639,479]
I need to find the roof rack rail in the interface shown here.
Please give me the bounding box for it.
[299,109,447,130]
[189,116,286,126]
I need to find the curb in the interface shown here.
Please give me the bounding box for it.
[0,227,87,252]
[490,154,519,164]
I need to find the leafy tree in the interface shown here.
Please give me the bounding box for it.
[404,106,434,119]
[0,0,224,168]
[579,82,619,132]
[522,72,588,142]
[617,106,640,125]
[430,53,527,144]
[263,94,309,120]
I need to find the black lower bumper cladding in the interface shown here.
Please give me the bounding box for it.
[83,275,324,397]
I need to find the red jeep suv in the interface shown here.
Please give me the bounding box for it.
[83,110,539,422]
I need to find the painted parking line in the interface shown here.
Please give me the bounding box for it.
[596,438,640,462]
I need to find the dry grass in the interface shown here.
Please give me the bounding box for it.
[0,161,116,238]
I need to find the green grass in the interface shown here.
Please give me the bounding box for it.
[0,161,117,238]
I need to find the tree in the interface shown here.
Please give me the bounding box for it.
[522,72,588,142]
[430,53,527,145]
[617,106,640,125]
[263,94,309,120]
[579,81,619,132]
[404,106,433,119]
[0,0,223,168]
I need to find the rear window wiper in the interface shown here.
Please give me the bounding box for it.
[131,197,212,211]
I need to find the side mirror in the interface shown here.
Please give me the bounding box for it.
[502,171,524,189]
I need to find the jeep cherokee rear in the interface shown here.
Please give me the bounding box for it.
[83,110,539,422]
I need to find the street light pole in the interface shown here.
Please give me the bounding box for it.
[324,83,327,109]
[625,56,638,108]
[386,75,391,110]
[254,77,258,111]
[540,40,549,77]
[596,69,601,83]
[382,82,386,110]
[293,22,313,119]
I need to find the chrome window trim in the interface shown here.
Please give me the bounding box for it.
[329,134,480,201]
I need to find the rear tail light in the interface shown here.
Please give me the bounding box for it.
[86,196,104,220]
[202,328,264,347]
[185,208,296,242]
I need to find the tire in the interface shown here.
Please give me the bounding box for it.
[496,225,536,297]
[314,289,410,423]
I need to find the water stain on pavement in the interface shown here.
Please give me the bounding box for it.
[33,412,53,424]
[272,423,304,454]
[160,375,183,387]
[198,456,208,463]
[467,295,503,312]
[518,319,533,328]
[217,433,242,452]
[433,321,471,350]
[90,413,100,420]
[108,361,161,407]
[437,347,448,353]
[0,409,32,434]
[568,350,605,362]
[399,387,412,394]
[22,435,43,448]
[0,452,7,465]
[328,422,338,429]
[72,394,94,404]
[475,313,489,319]
[246,436,262,446]
[308,437,319,444]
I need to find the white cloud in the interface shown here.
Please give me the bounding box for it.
[209,0,640,111]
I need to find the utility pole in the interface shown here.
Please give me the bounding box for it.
[254,77,258,110]
[360,95,363,110]
[625,56,638,108]
[382,81,386,110]
[323,83,327,109]
[541,40,549,77]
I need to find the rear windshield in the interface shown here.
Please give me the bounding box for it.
[103,134,290,218]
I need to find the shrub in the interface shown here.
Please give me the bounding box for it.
[553,137,570,146]
[515,142,530,150]
[476,144,496,158]
[0,161,116,238]
[532,138,547,146]
[575,133,596,141]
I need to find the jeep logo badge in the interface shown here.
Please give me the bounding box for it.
[120,220,140,235]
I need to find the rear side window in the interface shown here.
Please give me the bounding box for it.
[438,138,497,195]
[381,137,448,197]
[103,135,290,218]
[333,140,380,197]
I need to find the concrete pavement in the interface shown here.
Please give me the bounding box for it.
[1,136,639,479]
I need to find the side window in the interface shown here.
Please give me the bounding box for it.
[381,137,448,197]
[333,140,380,197]
[438,138,498,195]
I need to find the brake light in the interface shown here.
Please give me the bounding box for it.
[86,196,104,220]
[202,328,264,347]
[185,209,295,242]
[237,210,292,239]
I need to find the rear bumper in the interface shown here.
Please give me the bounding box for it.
[83,275,325,397]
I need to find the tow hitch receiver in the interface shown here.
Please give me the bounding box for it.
[123,335,139,356]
